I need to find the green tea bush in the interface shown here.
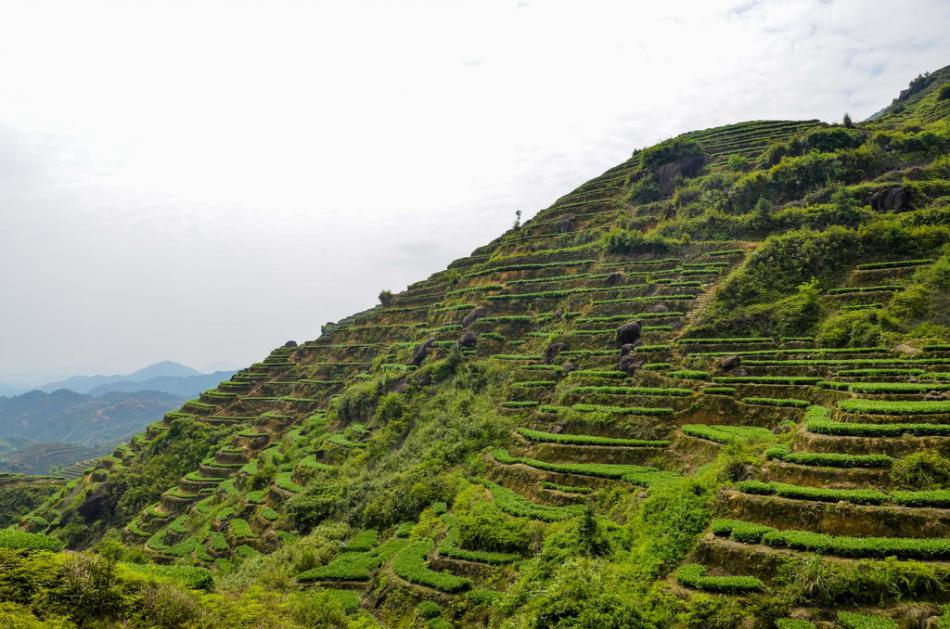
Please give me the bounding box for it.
[681,424,775,445]
[839,399,950,415]
[837,611,897,629]
[570,385,692,397]
[484,480,582,522]
[674,563,763,593]
[764,446,892,468]
[392,539,471,592]
[742,397,809,408]
[516,427,669,448]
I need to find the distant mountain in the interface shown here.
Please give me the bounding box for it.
[37,361,201,394]
[0,389,184,447]
[88,370,236,398]
[0,436,33,455]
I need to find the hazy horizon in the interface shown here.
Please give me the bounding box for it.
[2,0,949,383]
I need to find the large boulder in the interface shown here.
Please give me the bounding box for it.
[458,332,477,348]
[561,361,577,374]
[545,342,569,364]
[618,355,641,375]
[867,186,910,212]
[283,340,298,348]
[461,307,486,328]
[410,338,435,367]
[616,321,643,346]
[619,343,639,357]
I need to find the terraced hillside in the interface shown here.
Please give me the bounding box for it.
[2,67,950,627]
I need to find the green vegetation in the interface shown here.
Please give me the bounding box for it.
[680,424,776,445]
[839,399,950,415]
[8,68,950,626]
[674,563,764,593]
[393,539,471,592]
[713,519,950,559]
[516,427,670,447]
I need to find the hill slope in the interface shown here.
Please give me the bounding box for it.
[6,66,950,628]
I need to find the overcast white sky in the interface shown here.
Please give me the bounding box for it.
[0,0,948,385]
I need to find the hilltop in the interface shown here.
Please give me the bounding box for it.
[1,66,950,628]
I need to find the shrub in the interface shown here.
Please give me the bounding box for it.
[0,529,62,552]
[417,600,443,619]
[889,450,950,490]
[602,228,678,255]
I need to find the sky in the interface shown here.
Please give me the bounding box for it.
[0,0,948,386]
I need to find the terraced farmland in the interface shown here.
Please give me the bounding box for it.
[5,65,950,627]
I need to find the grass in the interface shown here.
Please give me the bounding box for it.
[712,519,950,559]
[838,399,950,415]
[674,563,764,593]
[393,539,472,592]
[742,397,809,408]
[680,424,775,445]
[516,427,670,447]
